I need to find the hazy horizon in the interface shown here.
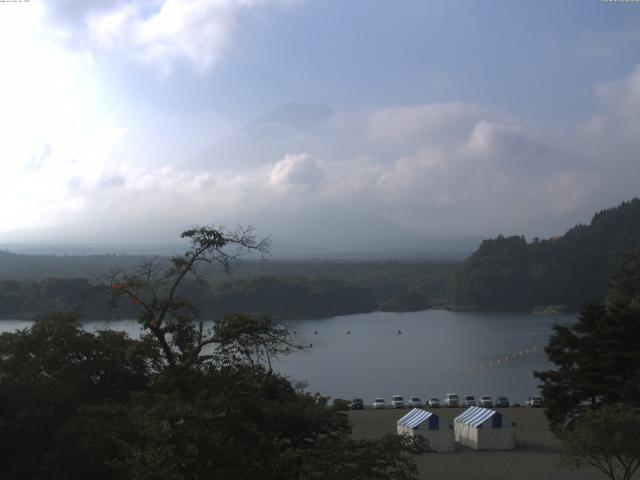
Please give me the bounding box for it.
[2,1,640,255]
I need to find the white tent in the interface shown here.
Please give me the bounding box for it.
[397,408,454,452]
[454,406,516,450]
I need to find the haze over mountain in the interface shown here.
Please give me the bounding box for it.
[187,103,363,171]
[2,2,640,259]
[0,200,480,259]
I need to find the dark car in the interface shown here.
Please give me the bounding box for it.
[495,396,510,408]
[351,398,364,410]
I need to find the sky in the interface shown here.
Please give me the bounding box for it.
[1,0,640,251]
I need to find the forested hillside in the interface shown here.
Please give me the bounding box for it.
[2,199,639,318]
[451,198,640,309]
[0,263,454,320]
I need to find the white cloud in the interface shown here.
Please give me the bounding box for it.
[463,121,522,157]
[3,13,640,247]
[24,84,638,241]
[86,3,137,48]
[596,65,640,128]
[47,0,292,74]
[367,102,507,149]
[0,4,124,231]
[269,153,325,190]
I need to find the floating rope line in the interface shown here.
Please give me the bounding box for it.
[462,345,541,375]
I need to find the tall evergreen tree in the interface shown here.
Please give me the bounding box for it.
[535,247,640,431]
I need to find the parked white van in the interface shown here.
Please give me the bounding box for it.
[444,393,460,407]
[391,395,405,408]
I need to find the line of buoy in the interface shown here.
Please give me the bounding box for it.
[309,330,409,335]
[461,345,542,376]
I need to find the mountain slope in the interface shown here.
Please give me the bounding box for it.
[450,198,640,309]
[186,102,353,171]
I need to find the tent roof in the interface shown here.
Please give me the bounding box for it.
[397,408,434,429]
[454,406,498,427]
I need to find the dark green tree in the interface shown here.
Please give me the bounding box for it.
[0,226,425,480]
[560,406,640,480]
[535,247,640,431]
[452,198,640,309]
[0,313,158,479]
[301,434,426,480]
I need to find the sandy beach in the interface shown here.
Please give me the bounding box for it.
[348,407,607,480]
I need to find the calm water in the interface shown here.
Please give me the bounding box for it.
[0,310,574,404]
[277,310,574,404]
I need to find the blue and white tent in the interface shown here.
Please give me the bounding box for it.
[454,406,516,450]
[397,408,454,452]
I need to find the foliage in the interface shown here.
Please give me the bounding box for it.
[0,226,424,479]
[106,225,271,368]
[560,406,640,480]
[213,312,303,373]
[0,263,455,320]
[0,314,158,479]
[301,434,427,480]
[534,247,640,431]
[452,198,640,308]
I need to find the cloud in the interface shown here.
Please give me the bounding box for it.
[596,65,640,126]
[357,91,639,236]
[269,153,325,190]
[4,57,640,244]
[461,120,546,159]
[367,102,508,149]
[37,164,264,237]
[45,0,292,74]
[0,5,126,232]
[16,90,634,241]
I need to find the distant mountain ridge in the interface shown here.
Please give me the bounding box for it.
[186,102,347,171]
[450,198,640,309]
[0,102,481,259]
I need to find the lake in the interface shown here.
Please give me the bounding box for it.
[277,310,574,404]
[0,310,574,405]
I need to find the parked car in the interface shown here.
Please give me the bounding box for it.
[373,398,386,409]
[351,398,364,410]
[409,396,422,408]
[391,395,405,409]
[479,396,493,407]
[429,397,441,408]
[444,393,460,407]
[463,395,476,407]
[495,396,510,408]
[527,396,543,407]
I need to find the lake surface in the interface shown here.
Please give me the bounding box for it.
[0,310,574,405]
[277,310,574,404]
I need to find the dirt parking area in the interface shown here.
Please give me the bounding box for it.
[348,407,607,480]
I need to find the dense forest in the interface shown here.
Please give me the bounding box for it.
[451,198,640,309]
[0,263,454,320]
[1,198,639,319]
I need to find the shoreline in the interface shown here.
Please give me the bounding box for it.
[0,304,579,322]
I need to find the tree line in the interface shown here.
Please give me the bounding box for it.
[451,198,640,309]
[0,265,453,320]
[1,198,639,319]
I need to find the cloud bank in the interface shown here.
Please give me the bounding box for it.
[2,12,640,248]
[9,68,639,242]
[45,0,292,74]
